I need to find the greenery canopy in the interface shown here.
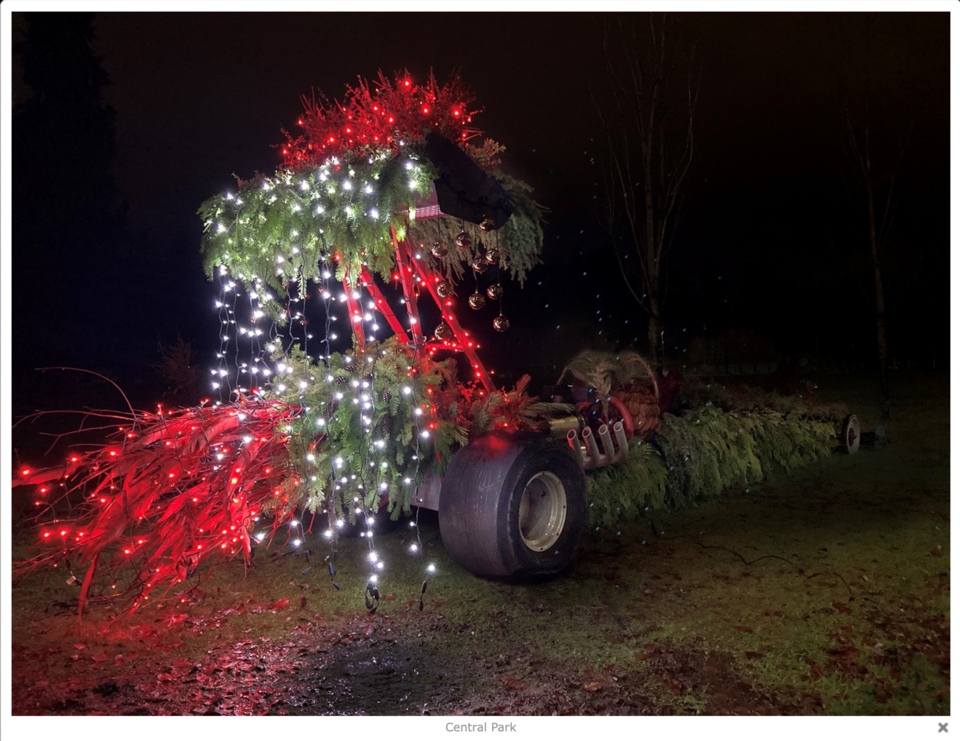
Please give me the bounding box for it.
[198,71,545,298]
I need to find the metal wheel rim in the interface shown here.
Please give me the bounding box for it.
[847,415,861,450]
[518,471,567,552]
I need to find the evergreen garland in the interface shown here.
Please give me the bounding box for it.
[260,338,459,523]
[198,71,545,308]
[587,404,840,527]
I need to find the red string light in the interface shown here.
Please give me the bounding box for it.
[280,70,482,168]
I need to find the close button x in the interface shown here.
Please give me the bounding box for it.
[940,723,949,733]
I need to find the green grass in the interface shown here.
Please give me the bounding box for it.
[11,372,949,715]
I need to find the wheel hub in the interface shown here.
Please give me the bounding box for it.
[518,471,567,552]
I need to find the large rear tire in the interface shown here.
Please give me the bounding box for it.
[439,433,588,578]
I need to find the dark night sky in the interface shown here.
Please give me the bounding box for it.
[10,10,950,416]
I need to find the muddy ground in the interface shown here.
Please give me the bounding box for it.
[10,373,949,715]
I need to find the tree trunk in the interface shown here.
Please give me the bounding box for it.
[866,181,891,419]
[643,145,661,371]
[647,293,661,371]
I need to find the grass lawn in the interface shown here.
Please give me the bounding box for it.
[10,372,949,715]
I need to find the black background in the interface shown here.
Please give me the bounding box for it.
[11,11,949,421]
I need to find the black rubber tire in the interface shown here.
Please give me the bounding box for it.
[438,432,588,578]
[841,414,861,454]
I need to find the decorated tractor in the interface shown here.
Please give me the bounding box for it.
[12,71,862,615]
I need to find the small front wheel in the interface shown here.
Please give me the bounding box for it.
[841,414,861,454]
[438,433,588,578]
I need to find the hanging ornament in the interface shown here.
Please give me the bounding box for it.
[434,323,455,341]
[493,314,510,333]
[455,231,471,249]
[485,248,501,265]
[486,284,503,300]
[436,281,454,298]
[468,292,487,310]
[478,217,495,232]
[471,255,488,274]
[431,240,448,258]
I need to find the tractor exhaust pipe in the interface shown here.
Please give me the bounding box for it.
[582,426,606,468]
[613,421,630,458]
[598,424,623,465]
[567,428,592,468]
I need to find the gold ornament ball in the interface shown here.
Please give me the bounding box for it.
[486,284,503,300]
[478,217,495,232]
[471,255,488,274]
[468,292,487,310]
[436,281,454,298]
[485,248,501,265]
[455,231,471,249]
[493,314,510,333]
[434,323,455,341]
[431,240,448,258]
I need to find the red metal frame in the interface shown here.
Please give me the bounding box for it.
[358,268,410,344]
[342,278,364,346]
[391,224,425,350]
[400,237,494,392]
[342,217,496,393]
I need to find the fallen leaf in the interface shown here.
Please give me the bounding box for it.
[74,644,85,650]
[584,681,603,692]
[300,597,308,610]
[269,598,289,611]
[496,674,529,691]
[745,651,765,660]
[733,625,754,633]
[92,654,108,662]
[834,602,853,615]
[635,652,649,661]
